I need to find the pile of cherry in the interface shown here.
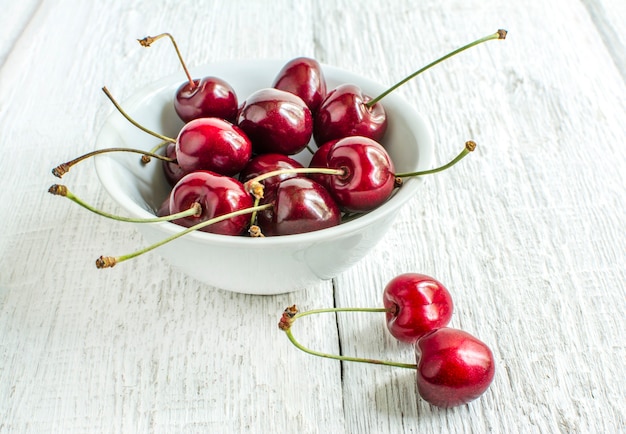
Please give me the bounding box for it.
[50,30,505,267]
[279,273,495,408]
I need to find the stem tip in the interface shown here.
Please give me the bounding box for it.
[278,305,299,331]
[48,184,68,196]
[96,256,117,269]
[497,29,508,40]
[465,140,477,152]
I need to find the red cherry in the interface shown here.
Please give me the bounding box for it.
[237,88,313,155]
[315,136,396,213]
[169,170,253,236]
[162,142,187,186]
[174,77,238,124]
[415,327,495,408]
[239,153,304,196]
[175,117,252,177]
[256,177,341,236]
[272,57,327,114]
[313,84,387,146]
[383,273,453,343]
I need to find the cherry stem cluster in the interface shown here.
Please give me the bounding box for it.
[279,305,418,370]
[96,203,273,268]
[138,33,195,88]
[366,29,508,108]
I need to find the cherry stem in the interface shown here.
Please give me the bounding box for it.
[366,29,508,108]
[51,147,176,178]
[244,167,345,198]
[278,305,418,370]
[48,184,200,223]
[395,140,476,178]
[141,140,170,164]
[96,203,273,269]
[102,86,176,143]
[138,33,195,88]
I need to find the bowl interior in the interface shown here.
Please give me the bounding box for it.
[94,59,434,246]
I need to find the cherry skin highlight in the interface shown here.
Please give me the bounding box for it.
[272,57,327,115]
[314,83,387,146]
[383,273,454,343]
[175,117,252,177]
[256,177,341,236]
[237,88,313,155]
[174,77,238,124]
[415,327,495,408]
[169,170,253,236]
[313,136,396,213]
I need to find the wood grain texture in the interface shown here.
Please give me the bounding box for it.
[0,0,624,433]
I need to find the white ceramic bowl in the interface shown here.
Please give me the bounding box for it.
[94,59,433,294]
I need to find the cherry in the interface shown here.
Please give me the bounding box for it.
[307,138,339,190]
[138,33,238,123]
[415,327,495,408]
[175,117,252,177]
[169,170,253,236]
[256,177,341,236]
[383,273,453,343]
[313,29,507,146]
[314,83,387,145]
[162,142,187,186]
[310,136,396,213]
[272,57,327,115]
[237,88,313,155]
[238,153,304,196]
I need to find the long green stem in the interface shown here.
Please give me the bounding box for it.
[102,86,176,143]
[51,147,175,178]
[47,184,199,223]
[279,306,418,370]
[366,29,507,108]
[138,33,195,88]
[96,203,273,268]
[395,140,476,178]
[244,167,345,198]
[141,140,171,164]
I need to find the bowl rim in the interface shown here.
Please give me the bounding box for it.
[94,59,434,247]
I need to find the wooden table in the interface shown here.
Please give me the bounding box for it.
[1,1,624,432]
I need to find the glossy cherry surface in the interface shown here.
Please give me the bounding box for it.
[314,136,396,213]
[169,170,253,235]
[237,88,313,155]
[415,327,495,408]
[272,57,327,114]
[174,77,238,124]
[257,177,341,236]
[313,83,387,146]
[383,273,454,343]
[175,117,252,177]
[239,153,304,196]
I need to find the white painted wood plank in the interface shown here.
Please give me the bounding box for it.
[0,0,624,433]
[320,0,626,432]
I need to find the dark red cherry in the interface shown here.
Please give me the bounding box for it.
[162,142,187,187]
[313,84,387,146]
[237,88,313,155]
[174,77,238,124]
[239,153,304,196]
[415,328,495,408]
[169,170,253,235]
[315,136,396,213]
[256,177,341,236]
[383,273,453,343]
[175,117,252,177]
[272,57,327,115]
[307,139,339,190]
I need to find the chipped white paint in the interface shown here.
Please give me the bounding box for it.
[0,0,624,432]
